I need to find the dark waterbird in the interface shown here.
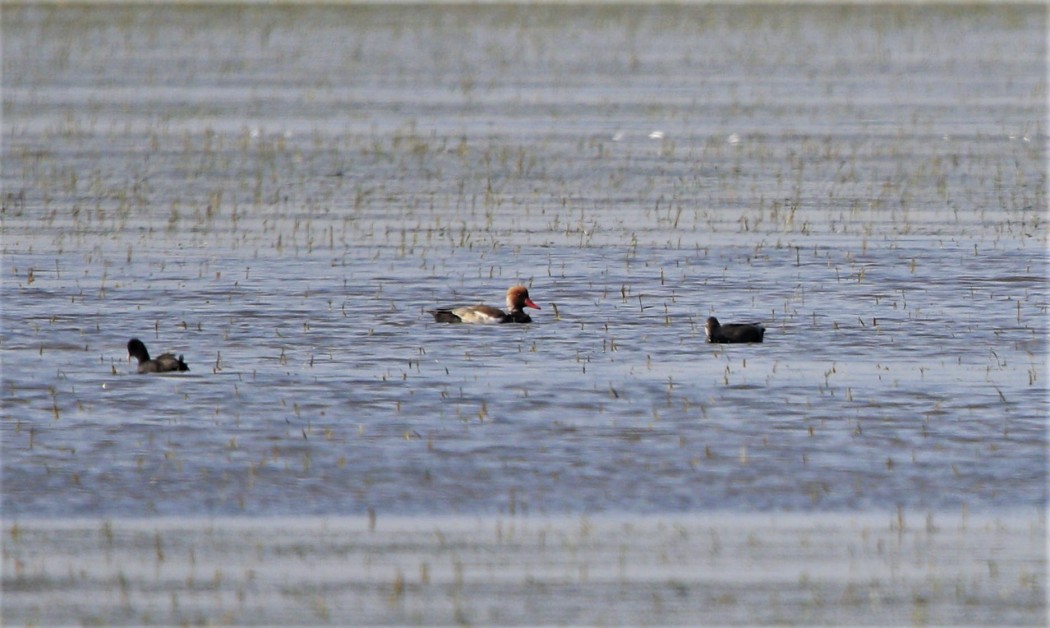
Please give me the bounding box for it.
[705,317,765,343]
[127,338,189,373]
[431,285,540,324]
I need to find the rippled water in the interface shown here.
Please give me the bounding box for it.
[2,4,1047,518]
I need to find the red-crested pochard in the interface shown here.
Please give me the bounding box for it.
[431,285,540,324]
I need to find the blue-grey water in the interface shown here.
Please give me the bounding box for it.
[2,4,1047,518]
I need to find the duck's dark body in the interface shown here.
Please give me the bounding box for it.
[705,317,765,343]
[127,338,189,373]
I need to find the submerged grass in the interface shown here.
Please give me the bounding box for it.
[1,0,1046,536]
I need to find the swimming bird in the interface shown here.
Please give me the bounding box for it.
[705,317,765,343]
[431,285,541,324]
[127,338,189,373]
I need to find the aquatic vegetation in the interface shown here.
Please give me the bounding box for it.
[0,0,1045,580]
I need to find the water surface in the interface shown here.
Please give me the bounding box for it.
[2,4,1047,518]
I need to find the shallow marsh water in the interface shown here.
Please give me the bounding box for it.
[4,513,1046,625]
[3,4,1048,625]
[2,3,1047,519]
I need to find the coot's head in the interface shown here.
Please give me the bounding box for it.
[705,317,720,337]
[127,338,150,363]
